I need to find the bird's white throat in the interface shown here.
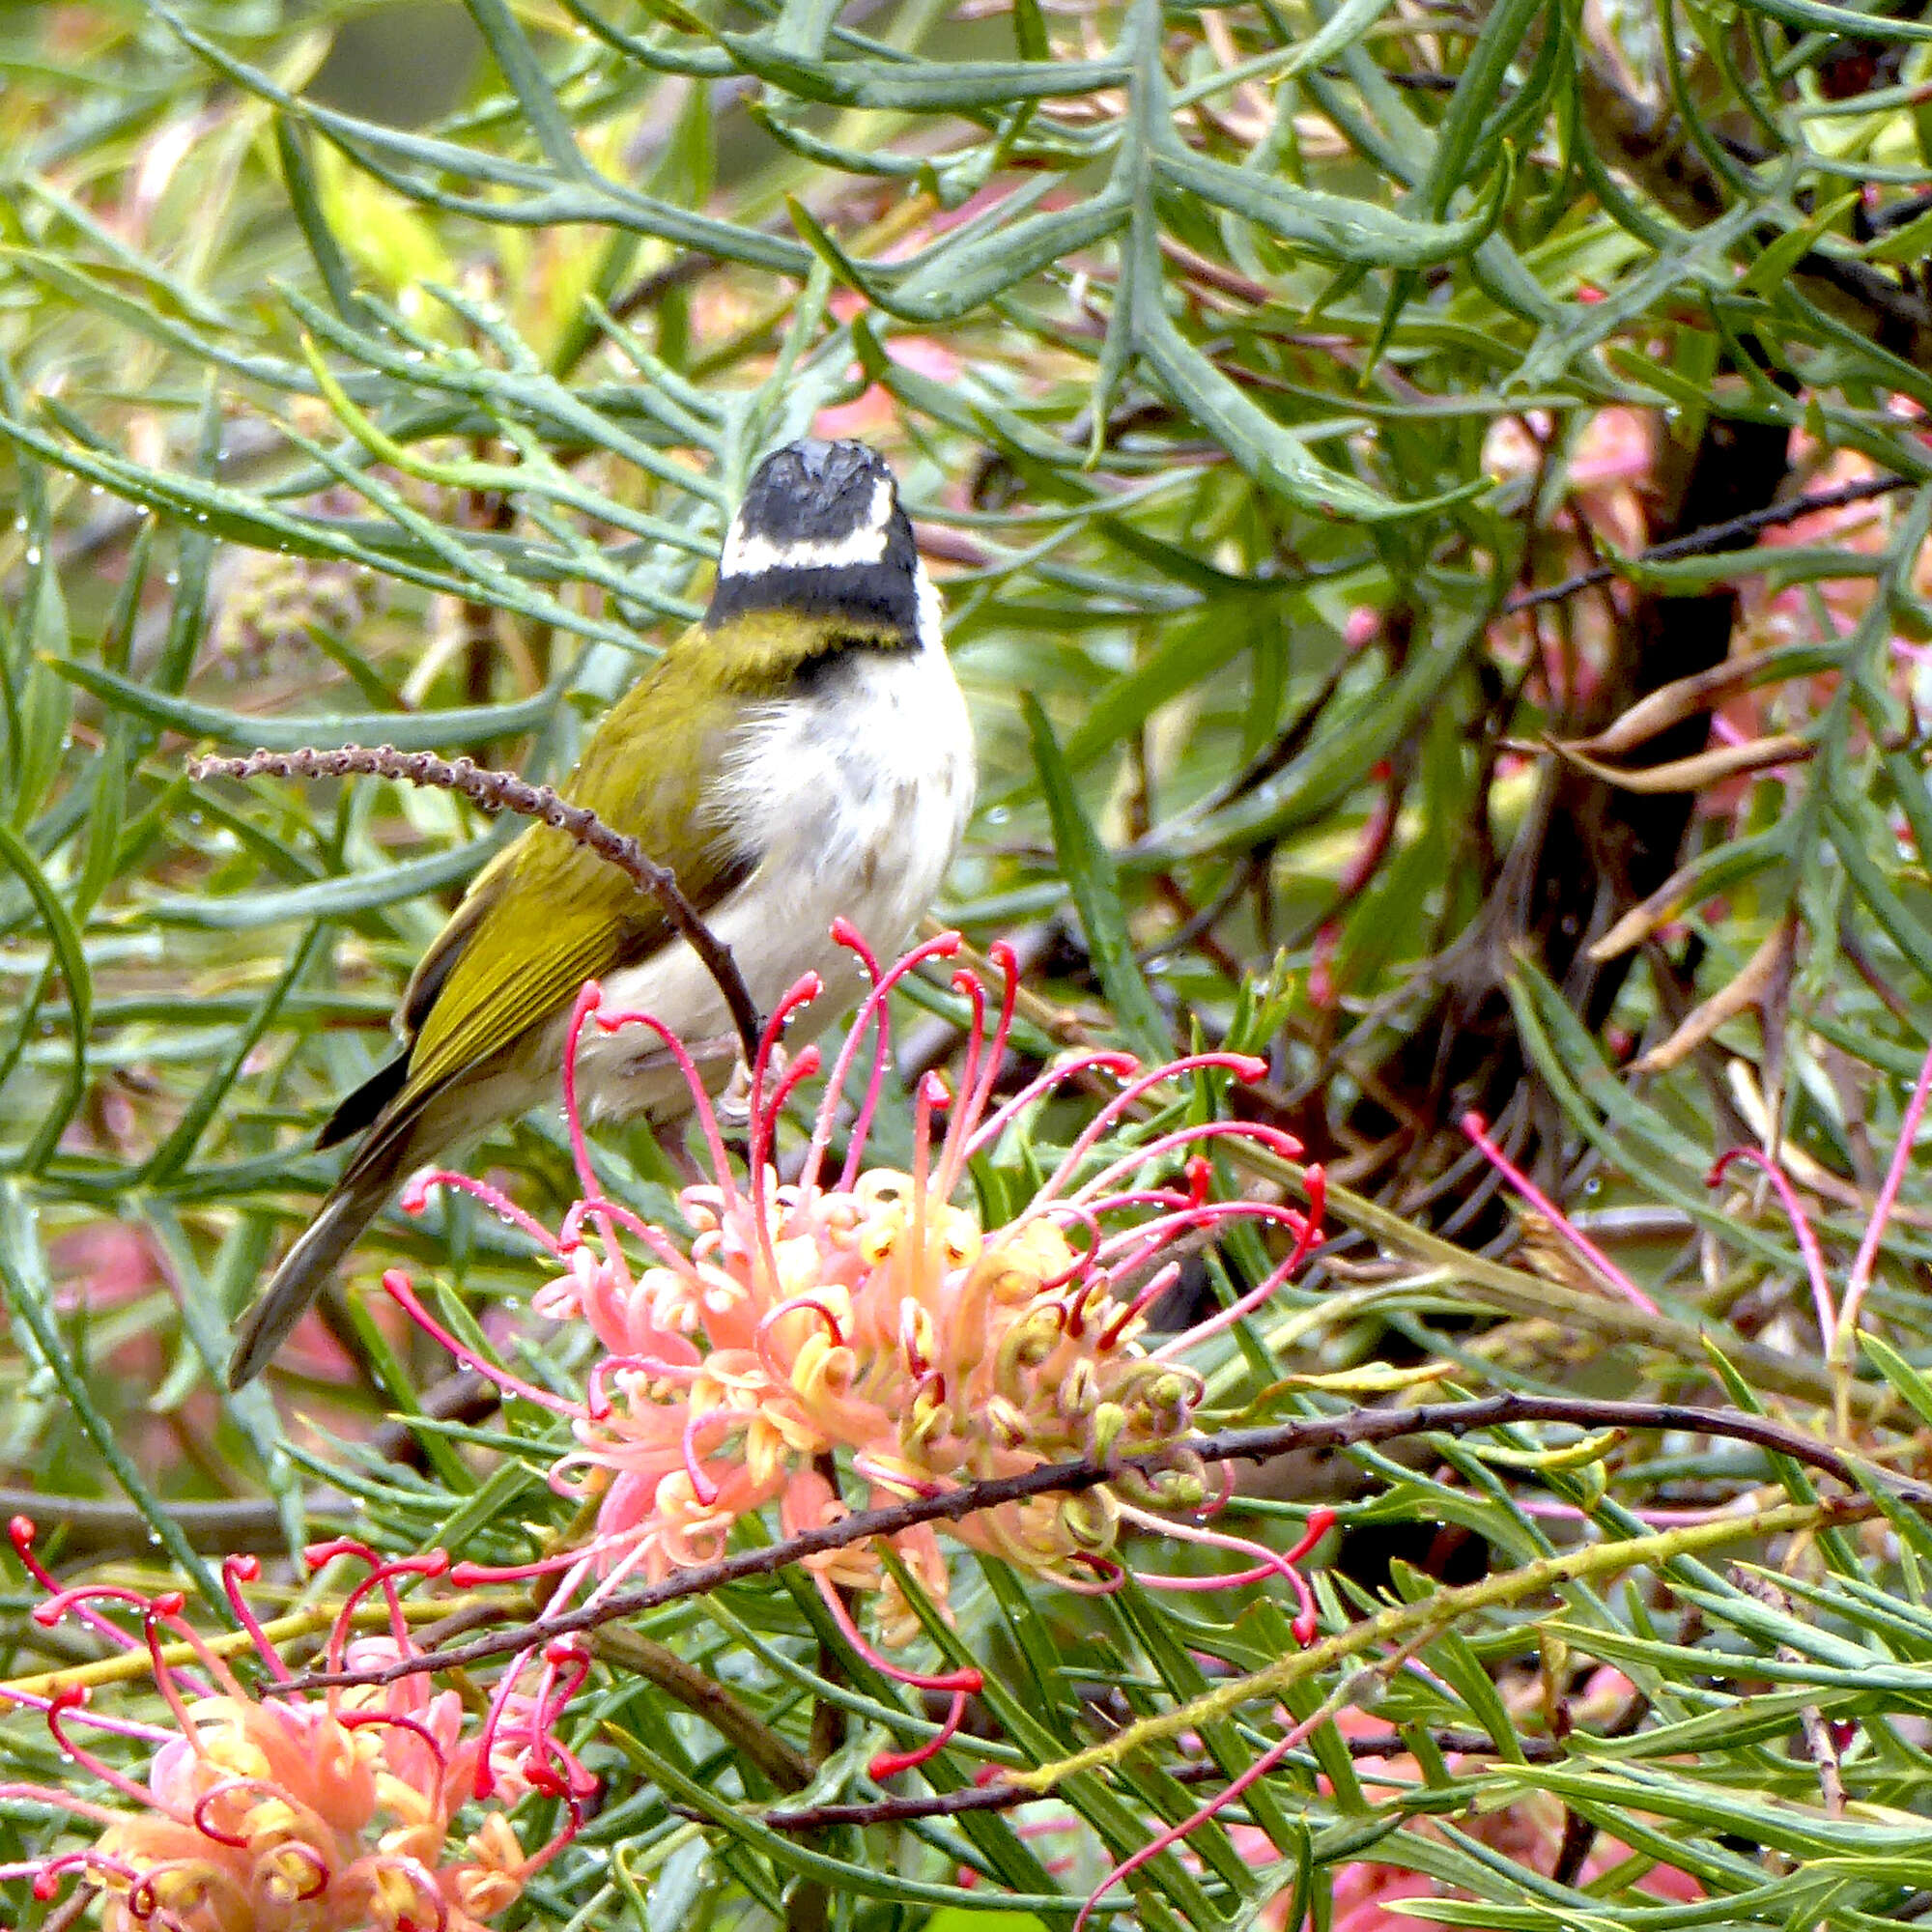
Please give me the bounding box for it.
[575,571,974,1120]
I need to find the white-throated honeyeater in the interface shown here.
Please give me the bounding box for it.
[229,436,975,1387]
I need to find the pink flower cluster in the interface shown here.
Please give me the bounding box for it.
[385,927,1328,1769]
[0,1526,587,1932]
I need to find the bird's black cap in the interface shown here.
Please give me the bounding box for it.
[706,437,922,639]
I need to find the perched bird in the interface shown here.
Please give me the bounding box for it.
[229,437,975,1387]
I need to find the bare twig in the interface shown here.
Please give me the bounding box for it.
[187,745,764,1064]
[0,1491,289,1557]
[591,1625,816,1794]
[1734,1571,1845,1818]
[1502,474,1912,616]
[276,1392,1917,1698]
[756,1725,1564,1830]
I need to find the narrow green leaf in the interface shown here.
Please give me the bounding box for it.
[887,193,1130,321]
[139,923,331,1185]
[1827,802,1932,985]
[1737,0,1932,41]
[144,831,508,929]
[150,5,814,272]
[8,570,70,829]
[1024,693,1173,1062]
[1136,311,1482,524]
[0,820,89,1174]
[55,657,564,753]
[464,0,589,179]
[1156,149,1510,269]
[0,1182,223,1611]
[273,115,362,322]
[1861,1333,1932,1432]
[715,36,1128,107]
[144,1205,305,1554]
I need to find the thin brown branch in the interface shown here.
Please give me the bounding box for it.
[276,1393,1923,1698]
[1502,474,1912,616]
[187,745,764,1064]
[590,1625,815,1794]
[756,1726,1565,1831]
[0,1491,288,1557]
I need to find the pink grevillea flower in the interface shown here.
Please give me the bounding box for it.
[387,927,1328,1773]
[0,1525,588,1932]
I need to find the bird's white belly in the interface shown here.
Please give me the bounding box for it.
[572,640,974,1122]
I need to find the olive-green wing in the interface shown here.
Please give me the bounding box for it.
[405,835,743,1103]
[386,635,745,1109]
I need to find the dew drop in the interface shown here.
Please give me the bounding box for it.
[23,546,40,567]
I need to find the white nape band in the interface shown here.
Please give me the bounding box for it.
[914,560,945,653]
[718,475,894,579]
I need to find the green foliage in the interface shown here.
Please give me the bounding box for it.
[5,0,1932,1927]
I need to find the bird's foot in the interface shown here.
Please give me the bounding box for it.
[716,1043,791,1138]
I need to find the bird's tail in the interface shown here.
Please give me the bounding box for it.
[228,1161,400,1389]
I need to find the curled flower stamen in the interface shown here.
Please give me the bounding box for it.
[13,1520,148,1659]
[557,1195,697,1273]
[562,980,612,1205]
[337,1708,449,1779]
[682,1406,756,1505]
[0,1557,581,1932]
[1148,1185,1326,1362]
[964,1050,1142,1161]
[402,1168,564,1256]
[935,941,1022,1200]
[1122,1504,1335,1643]
[1709,1147,1833,1351]
[364,1855,448,1932]
[308,1539,449,1670]
[814,1574,981,1779]
[35,1579,176,1634]
[381,1269,579,1418]
[46,1688,175,1815]
[585,1350,700,1418]
[450,1545,610,1586]
[1057,1117,1306,1215]
[221,1554,291,1684]
[749,973,826,1238]
[800,925,964,1196]
[594,1001,739,1197]
[1099,1263,1183,1350]
[1040,1053,1274,1201]
[1463,1110,1659,1314]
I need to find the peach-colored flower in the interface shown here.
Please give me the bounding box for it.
[386,928,1328,1773]
[0,1530,588,1932]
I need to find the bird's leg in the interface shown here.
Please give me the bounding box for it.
[716,1041,792,1138]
